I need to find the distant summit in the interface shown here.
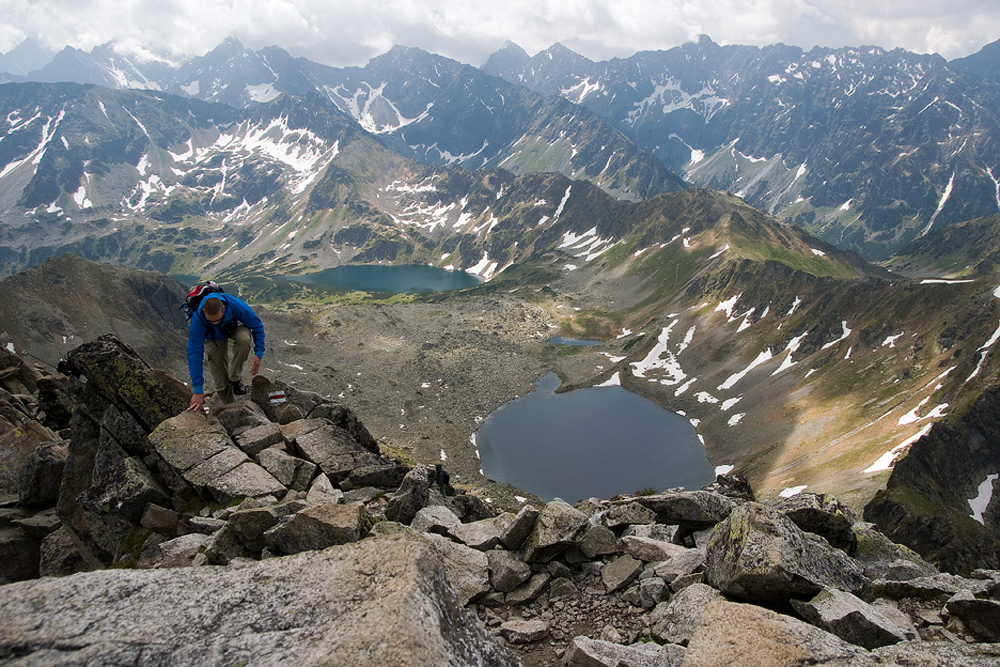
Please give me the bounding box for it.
[481,40,529,74]
[0,37,56,77]
[949,36,1000,84]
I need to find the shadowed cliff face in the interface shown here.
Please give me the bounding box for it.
[0,254,190,375]
[865,386,1000,574]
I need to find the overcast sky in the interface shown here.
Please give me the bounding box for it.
[2,0,999,68]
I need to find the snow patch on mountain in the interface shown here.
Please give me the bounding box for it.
[922,171,955,237]
[865,423,933,473]
[986,166,1000,210]
[970,474,998,525]
[558,227,615,262]
[1,110,65,182]
[561,78,602,103]
[203,116,339,195]
[715,294,742,319]
[821,321,852,350]
[772,331,809,376]
[718,348,774,391]
[329,82,435,135]
[73,184,92,209]
[626,78,729,126]
[965,318,1000,382]
[630,320,687,386]
[247,83,281,103]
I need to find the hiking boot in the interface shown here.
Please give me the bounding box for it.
[232,379,248,395]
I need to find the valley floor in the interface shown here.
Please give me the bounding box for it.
[249,294,563,511]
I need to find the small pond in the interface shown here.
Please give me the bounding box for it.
[281,264,484,293]
[547,337,602,346]
[476,373,716,503]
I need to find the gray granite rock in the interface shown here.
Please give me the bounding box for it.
[601,502,658,530]
[499,618,549,644]
[264,501,368,555]
[621,535,689,562]
[579,524,618,559]
[423,532,491,605]
[411,504,462,535]
[235,422,283,457]
[255,447,316,491]
[228,506,279,552]
[16,440,67,506]
[649,582,724,646]
[294,423,384,483]
[487,549,532,593]
[602,555,643,593]
[452,518,503,550]
[683,600,864,666]
[631,490,737,529]
[505,572,551,605]
[305,473,343,506]
[851,522,938,581]
[704,502,869,605]
[495,505,540,551]
[384,465,431,525]
[945,590,1000,642]
[649,549,706,588]
[521,499,589,562]
[564,636,685,667]
[0,526,40,583]
[0,534,521,666]
[773,492,858,553]
[38,525,90,577]
[791,587,918,649]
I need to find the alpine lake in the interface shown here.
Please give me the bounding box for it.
[279,264,486,293]
[282,264,716,502]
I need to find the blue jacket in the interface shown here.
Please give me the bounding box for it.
[187,293,265,393]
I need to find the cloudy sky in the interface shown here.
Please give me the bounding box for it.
[2,0,999,68]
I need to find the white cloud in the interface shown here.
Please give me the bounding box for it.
[1,0,999,67]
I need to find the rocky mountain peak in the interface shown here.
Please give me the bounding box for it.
[483,40,531,72]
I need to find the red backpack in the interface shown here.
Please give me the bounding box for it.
[180,281,224,320]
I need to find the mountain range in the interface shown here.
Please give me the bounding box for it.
[2,34,1000,559]
[6,35,1000,260]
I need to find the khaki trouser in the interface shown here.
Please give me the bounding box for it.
[205,325,252,405]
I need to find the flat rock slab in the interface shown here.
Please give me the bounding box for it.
[149,412,232,474]
[294,424,384,482]
[264,502,368,555]
[208,461,286,505]
[791,587,917,649]
[631,491,737,529]
[564,636,685,667]
[602,555,643,593]
[684,600,863,667]
[0,534,521,667]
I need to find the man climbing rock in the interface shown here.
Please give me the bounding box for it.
[186,293,265,411]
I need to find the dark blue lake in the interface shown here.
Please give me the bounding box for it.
[281,264,484,293]
[476,373,715,503]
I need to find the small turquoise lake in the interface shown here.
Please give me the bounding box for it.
[476,373,716,502]
[281,264,485,293]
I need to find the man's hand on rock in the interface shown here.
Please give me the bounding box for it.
[251,355,262,376]
[187,393,206,411]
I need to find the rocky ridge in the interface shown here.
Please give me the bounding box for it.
[1,336,1000,666]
